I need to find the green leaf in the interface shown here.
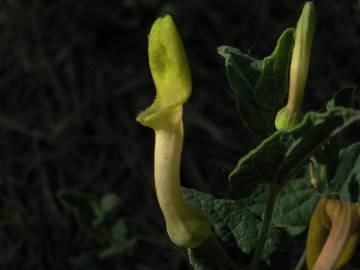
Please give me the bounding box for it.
[185,177,320,268]
[218,46,263,87]
[254,28,294,109]
[326,86,359,111]
[313,86,360,178]
[218,28,294,137]
[245,176,320,236]
[218,45,270,137]
[229,107,360,198]
[322,142,360,202]
[182,188,281,267]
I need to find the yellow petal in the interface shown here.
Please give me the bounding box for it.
[137,15,191,129]
[306,197,330,269]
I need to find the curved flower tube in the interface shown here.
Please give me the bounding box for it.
[275,1,316,131]
[137,15,210,248]
[306,197,360,270]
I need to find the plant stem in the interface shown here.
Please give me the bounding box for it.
[250,183,279,270]
[294,250,306,270]
[199,233,240,270]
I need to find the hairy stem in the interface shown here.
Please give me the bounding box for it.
[250,183,279,270]
[198,233,240,270]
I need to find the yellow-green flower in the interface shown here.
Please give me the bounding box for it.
[137,15,210,248]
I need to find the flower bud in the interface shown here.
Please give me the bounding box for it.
[275,2,315,131]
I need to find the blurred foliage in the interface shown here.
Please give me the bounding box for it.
[58,191,138,268]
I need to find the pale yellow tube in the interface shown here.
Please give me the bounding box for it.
[137,15,210,248]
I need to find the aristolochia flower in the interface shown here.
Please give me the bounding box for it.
[137,15,210,248]
[306,197,360,270]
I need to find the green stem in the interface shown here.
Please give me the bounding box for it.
[199,233,240,270]
[250,183,279,270]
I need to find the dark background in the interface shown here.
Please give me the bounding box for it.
[0,0,359,269]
